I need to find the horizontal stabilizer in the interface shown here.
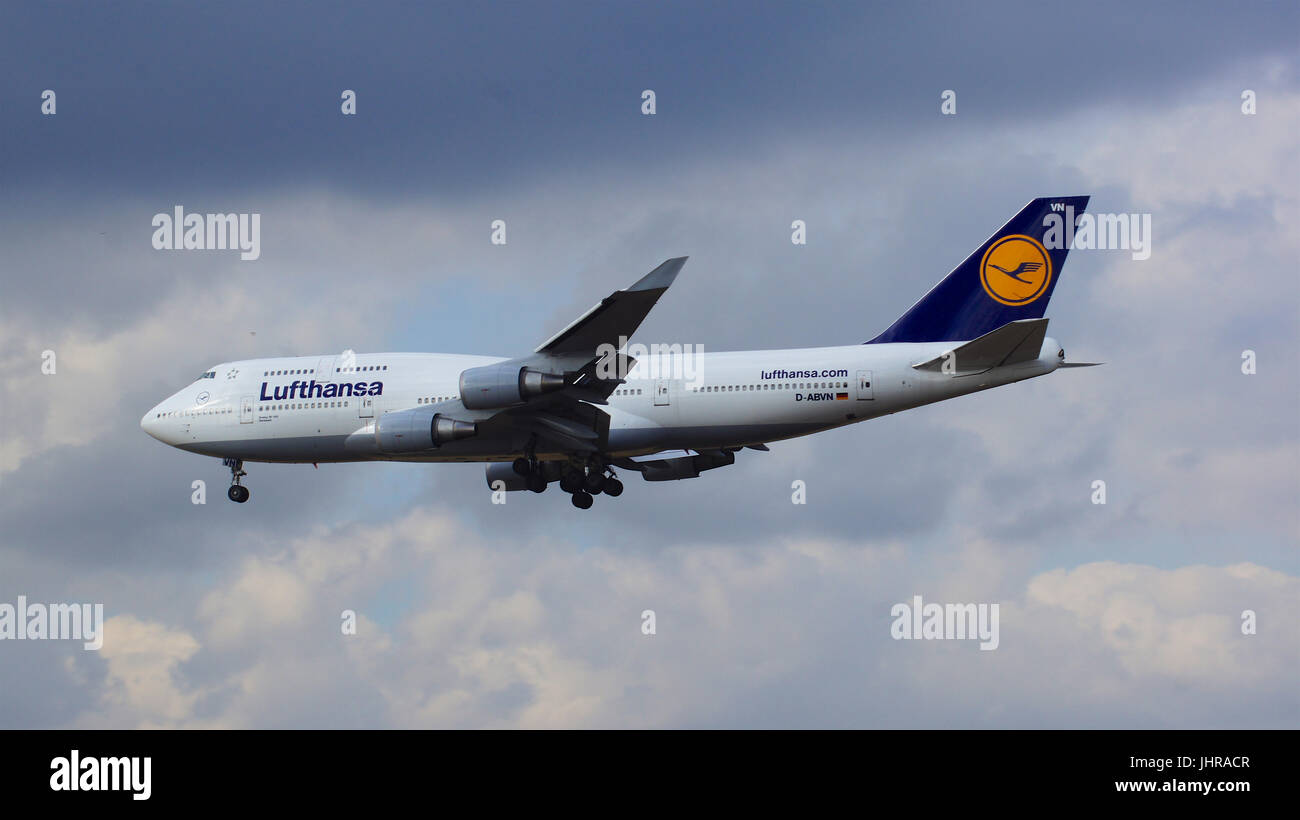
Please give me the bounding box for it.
[913,318,1048,373]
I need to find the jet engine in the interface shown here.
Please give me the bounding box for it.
[484,461,529,491]
[459,364,565,410]
[375,409,477,453]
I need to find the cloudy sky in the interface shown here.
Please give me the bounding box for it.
[1,1,1296,728]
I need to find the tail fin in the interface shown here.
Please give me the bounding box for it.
[866,196,1089,344]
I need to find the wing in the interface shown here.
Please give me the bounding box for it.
[535,257,688,354]
[463,257,689,453]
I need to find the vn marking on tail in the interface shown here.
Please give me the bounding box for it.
[979,234,1052,306]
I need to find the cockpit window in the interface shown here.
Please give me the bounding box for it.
[196,371,216,380]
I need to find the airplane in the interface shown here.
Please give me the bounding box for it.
[141,196,1099,509]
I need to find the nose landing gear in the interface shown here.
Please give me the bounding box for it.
[223,458,250,503]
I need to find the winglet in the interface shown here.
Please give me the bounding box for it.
[629,256,688,292]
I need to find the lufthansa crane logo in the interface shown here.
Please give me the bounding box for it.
[979,234,1052,306]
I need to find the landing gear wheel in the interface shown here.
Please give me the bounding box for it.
[526,473,546,493]
[223,457,249,503]
[571,491,593,509]
[601,477,623,497]
[512,457,532,476]
[559,471,583,494]
[583,471,605,494]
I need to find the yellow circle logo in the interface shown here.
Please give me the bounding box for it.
[979,234,1052,306]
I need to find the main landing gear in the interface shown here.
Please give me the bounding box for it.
[509,445,623,510]
[510,454,623,509]
[512,456,548,493]
[561,457,623,509]
[224,457,250,503]
[512,438,549,494]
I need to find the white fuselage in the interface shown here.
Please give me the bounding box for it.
[140,338,1061,464]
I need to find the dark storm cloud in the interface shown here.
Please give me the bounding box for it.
[1,0,1295,197]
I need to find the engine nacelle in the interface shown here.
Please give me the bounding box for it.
[484,462,529,491]
[459,364,565,410]
[375,409,477,453]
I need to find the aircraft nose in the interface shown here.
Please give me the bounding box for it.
[141,406,164,441]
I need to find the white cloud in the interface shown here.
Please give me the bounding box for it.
[62,506,1300,728]
[78,615,206,729]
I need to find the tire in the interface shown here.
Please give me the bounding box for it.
[512,458,531,476]
[527,473,546,493]
[602,477,624,497]
[228,485,249,503]
[559,471,583,493]
[571,491,593,509]
[584,472,604,494]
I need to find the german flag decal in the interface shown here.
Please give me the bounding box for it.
[835,392,849,400]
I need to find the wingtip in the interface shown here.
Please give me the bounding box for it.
[628,256,688,292]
